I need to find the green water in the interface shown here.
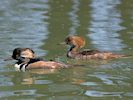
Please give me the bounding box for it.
[0,0,133,100]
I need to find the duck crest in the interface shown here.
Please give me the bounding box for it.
[12,48,35,60]
[65,35,85,49]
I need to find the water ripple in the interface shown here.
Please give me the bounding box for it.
[0,75,14,86]
[85,90,123,97]
[87,72,129,86]
[88,0,126,51]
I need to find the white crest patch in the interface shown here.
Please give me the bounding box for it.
[14,63,27,71]
[15,64,21,69]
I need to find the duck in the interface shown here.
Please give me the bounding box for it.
[5,48,68,70]
[64,35,127,60]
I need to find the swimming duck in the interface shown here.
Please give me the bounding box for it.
[64,35,127,60]
[5,48,68,70]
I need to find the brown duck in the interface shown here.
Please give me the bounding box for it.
[65,35,127,60]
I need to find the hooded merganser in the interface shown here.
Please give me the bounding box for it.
[64,35,127,60]
[5,48,68,70]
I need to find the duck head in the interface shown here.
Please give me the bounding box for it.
[12,48,35,60]
[65,36,86,51]
[65,36,85,48]
[4,48,35,61]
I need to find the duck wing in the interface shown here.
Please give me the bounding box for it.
[79,49,101,55]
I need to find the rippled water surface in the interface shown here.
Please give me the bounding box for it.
[0,0,133,100]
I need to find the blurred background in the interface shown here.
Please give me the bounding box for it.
[0,0,133,100]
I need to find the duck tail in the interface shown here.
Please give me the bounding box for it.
[120,54,132,58]
[112,54,132,59]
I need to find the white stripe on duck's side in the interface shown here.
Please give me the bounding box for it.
[15,63,28,71]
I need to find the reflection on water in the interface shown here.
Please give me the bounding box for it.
[88,0,125,51]
[69,0,80,35]
[118,0,133,52]
[0,0,133,100]
[0,0,49,66]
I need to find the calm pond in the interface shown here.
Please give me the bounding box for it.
[0,0,133,100]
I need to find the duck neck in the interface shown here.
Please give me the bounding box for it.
[67,45,79,58]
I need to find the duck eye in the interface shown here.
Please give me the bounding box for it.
[65,38,71,44]
[15,54,20,60]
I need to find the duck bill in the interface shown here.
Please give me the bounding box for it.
[57,42,66,45]
[4,57,13,61]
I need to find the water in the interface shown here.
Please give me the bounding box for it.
[0,0,133,100]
